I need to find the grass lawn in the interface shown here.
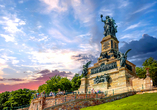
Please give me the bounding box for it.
[81,93,157,110]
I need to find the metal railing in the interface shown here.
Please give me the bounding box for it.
[2,104,30,110]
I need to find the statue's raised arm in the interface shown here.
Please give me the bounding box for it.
[100,14,105,22]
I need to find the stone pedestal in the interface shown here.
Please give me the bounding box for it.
[78,77,86,92]
[93,82,107,92]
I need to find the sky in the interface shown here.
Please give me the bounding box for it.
[0,0,157,93]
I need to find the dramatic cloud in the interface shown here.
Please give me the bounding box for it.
[120,34,157,66]
[36,69,73,80]
[72,54,98,64]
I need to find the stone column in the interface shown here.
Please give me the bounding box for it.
[146,68,150,77]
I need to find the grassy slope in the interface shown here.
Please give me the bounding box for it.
[81,93,157,110]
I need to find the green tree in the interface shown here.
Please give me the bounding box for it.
[136,67,146,78]
[0,91,10,109]
[59,77,72,92]
[136,57,157,86]
[45,75,73,93]
[46,75,62,93]
[71,74,82,91]
[37,84,47,93]
[0,89,36,109]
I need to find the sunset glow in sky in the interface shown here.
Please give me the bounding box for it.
[0,0,157,93]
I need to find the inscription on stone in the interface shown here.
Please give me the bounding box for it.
[91,62,117,74]
[103,41,109,49]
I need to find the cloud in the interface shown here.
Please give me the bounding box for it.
[36,69,73,80]
[39,0,69,13]
[124,22,141,31]
[99,8,114,17]
[120,34,157,66]
[118,0,130,8]
[0,34,15,42]
[26,49,84,71]
[78,43,100,53]
[48,28,73,43]
[0,16,24,34]
[132,1,157,14]
[124,20,149,31]
[0,5,5,8]
[19,0,24,4]
[38,69,50,74]
[0,60,8,79]
[72,54,98,65]
[29,34,48,42]
[1,55,16,62]
[145,9,156,14]
[71,0,95,24]
[19,20,26,25]
[0,12,26,43]
[0,78,26,81]
[12,60,19,65]
[119,29,145,40]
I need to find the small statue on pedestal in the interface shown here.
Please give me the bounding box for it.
[119,49,131,67]
[82,61,91,77]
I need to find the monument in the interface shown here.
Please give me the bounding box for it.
[78,15,153,93]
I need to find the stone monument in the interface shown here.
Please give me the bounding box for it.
[78,15,153,93]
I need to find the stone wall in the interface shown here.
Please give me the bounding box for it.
[29,86,155,110]
[131,76,153,91]
[43,92,135,110]
[29,88,136,110]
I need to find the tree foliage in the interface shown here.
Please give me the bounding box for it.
[136,57,157,85]
[59,77,72,91]
[0,89,36,110]
[45,75,72,93]
[136,67,146,78]
[71,73,82,91]
[0,91,10,110]
[45,75,62,93]
[37,74,82,93]
[37,84,47,93]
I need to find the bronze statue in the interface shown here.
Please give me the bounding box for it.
[93,74,110,84]
[119,49,131,67]
[101,14,118,37]
[82,61,91,77]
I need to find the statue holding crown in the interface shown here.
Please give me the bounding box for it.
[101,15,118,37]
